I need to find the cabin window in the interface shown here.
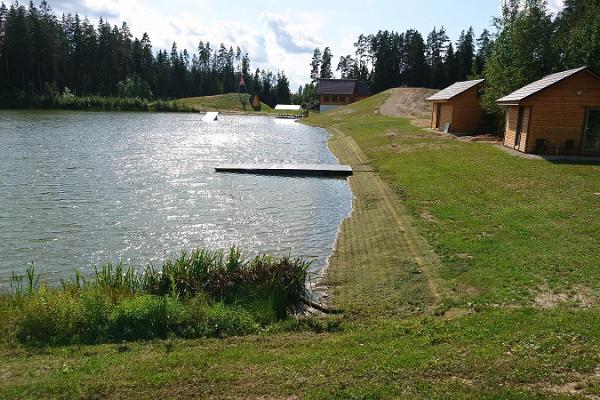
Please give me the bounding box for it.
[324,96,330,102]
[332,96,338,102]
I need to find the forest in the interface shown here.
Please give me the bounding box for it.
[300,0,600,112]
[0,1,292,108]
[1,0,599,111]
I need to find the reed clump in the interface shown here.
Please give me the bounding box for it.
[1,248,310,346]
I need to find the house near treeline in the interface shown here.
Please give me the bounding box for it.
[426,79,485,135]
[316,79,372,112]
[497,66,600,156]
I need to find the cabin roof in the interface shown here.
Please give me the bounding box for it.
[275,104,302,111]
[316,79,372,96]
[497,67,589,104]
[426,79,484,101]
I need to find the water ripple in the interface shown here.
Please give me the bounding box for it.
[0,111,352,283]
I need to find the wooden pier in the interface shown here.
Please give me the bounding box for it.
[215,163,353,177]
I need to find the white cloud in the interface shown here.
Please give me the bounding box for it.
[48,0,327,87]
[260,12,321,54]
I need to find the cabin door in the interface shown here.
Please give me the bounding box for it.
[582,109,600,155]
[435,104,442,129]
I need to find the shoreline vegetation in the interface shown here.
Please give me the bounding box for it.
[0,248,343,347]
[0,92,279,114]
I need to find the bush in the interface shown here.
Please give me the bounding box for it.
[110,295,184,341]
[15,292,82,345]
[205,303,259,338]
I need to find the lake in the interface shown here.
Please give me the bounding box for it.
[0,111,352,286]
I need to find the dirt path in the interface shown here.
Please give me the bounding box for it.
[324,125,444,315]
[378,87,437,127]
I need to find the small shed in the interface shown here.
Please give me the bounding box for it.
[316,79,372,112]
[426,79,485,135]
[497,67,600,155]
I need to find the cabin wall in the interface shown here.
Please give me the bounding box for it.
[319,95,352,106]
[431,103,438,129]
[504,106,530,152]
[450,86,484,134]
[522,71,600,153]
[504,106,519,149]
[439,104,453,131]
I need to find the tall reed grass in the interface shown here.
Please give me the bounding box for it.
[1,248,311,346]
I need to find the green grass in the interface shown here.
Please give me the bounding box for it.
[2,90,600,399]
[169,93,276,114]
[306,90,600,308]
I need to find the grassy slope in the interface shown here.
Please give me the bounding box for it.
[3,90,600,399]
[170,93,276,113]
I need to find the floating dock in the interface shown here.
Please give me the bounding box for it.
[215,163,353,177]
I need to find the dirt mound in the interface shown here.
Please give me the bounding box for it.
[379,87,438,119]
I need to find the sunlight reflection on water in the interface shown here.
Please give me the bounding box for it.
[0,111,351,284]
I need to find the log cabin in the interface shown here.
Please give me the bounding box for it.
[497,67,600,155]
[426,79,485,135]
[316,79,372,112]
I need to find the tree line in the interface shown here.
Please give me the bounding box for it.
[305,0,600,113]
[0,1,292,107]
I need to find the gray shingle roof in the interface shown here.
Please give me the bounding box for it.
[497,67,588,104]
[316,79,371,96]
[426,79,484,101]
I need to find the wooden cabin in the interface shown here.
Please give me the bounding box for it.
[497,67,600,155]
[426,79,485,135]
[316,79,372,112]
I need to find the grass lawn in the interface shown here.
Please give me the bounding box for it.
[167,93,276,114]
[2,90,600,399]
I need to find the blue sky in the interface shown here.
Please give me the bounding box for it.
[48,0,565,88]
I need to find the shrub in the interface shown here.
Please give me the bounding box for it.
[15,292,83,345]
[205,303,259,338]
[110,295,185,341]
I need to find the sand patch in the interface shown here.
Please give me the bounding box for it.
[534,285,596,309]
[379,87,437,118]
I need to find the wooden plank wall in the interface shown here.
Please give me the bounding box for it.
[439,104,453,131]
[450,86,484,134]
[522,71,600,153]
[504,106,518,148]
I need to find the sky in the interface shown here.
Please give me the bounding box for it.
[47,0,566,88]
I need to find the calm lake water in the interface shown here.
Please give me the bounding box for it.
[0,111,352,285]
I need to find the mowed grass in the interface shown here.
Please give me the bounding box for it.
[307,91,600,308]
[3,90,600,399]
[169,93,276,113]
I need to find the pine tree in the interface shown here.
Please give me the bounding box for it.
[426,26,450,88]
[472,29,493,77]
[320,47,333,79]
[455,27,475,81]
[310,48,321,83]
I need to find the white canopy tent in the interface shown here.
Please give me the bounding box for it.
[275,105,302,111]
